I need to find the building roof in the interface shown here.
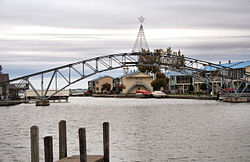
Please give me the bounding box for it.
[119,70,153,79]
[205,60,250,71]
[165,70,193,77]
[89,75,113,82]
[164,60,250,77]
[118,71,140,78]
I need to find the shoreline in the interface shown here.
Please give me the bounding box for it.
[91,93,218,100]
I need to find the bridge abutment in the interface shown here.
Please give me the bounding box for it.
[36,100,50,106]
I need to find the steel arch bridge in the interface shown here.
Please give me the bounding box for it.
[1,52,250,100]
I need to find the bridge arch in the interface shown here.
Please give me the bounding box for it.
[1,52,249,100]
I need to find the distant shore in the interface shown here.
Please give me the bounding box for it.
[91,93,218,100]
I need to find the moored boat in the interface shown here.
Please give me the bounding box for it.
[152,91,167,98]
[135,90,152,98]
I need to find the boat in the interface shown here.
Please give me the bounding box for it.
[152,91,167,98]
[135,90,152,98]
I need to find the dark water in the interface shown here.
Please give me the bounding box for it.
[0,97,250,162]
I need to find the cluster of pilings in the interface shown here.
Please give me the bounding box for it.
[30,120,109,162]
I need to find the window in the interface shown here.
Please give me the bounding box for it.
[96,81,99,84]
[176,76,192,84]
[96,87,99,91]
[138,87,140,90]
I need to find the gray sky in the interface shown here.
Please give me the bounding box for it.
[0,0,250,80]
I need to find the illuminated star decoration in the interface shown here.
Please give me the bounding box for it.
[138,16,145,25]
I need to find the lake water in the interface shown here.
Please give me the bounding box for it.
[0,97,250,162]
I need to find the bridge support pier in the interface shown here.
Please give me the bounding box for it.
[36,100,50,106]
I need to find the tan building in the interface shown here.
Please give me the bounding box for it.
[88,76,113,93]
[120,71,153,94]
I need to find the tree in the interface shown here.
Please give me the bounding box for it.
[187,84,194,94]
[137,47,185,73]
[137,50,162,74]
[151,72,169,91]
[101,83,111,93]
[113,84,125,93]
[200,83,207,93]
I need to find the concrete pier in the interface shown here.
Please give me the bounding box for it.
[35,100,50,106]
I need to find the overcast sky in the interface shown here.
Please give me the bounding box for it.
[0,0,250,81]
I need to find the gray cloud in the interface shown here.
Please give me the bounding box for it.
[0,0,250,80]
[1,0,250,29]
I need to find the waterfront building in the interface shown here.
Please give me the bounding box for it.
[205,60,250,94]
[119,71,153,94]
[166,60,250,94]
[88,76,113,93]
[0,73,10,100]
[0,71,29,100]
[165,71,193,93]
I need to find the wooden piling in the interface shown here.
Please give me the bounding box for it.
[103,122,109,162]
[30,126,39,162]
[59,120,67,159]
[79,128,87,162]
[44,136,53,162]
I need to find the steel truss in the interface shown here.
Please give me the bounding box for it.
[1,52,249,100]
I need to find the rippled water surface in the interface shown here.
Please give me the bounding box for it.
[0,97,250,162]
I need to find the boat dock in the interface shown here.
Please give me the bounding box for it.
[56,155,103,162]
[30,121,109,162]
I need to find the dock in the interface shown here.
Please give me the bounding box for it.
[30,121,109,162]
[0,100,29,106]
[56,155,103,162]
[223,96,248,103]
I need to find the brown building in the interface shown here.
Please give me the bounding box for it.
[0,73,10,100]
[88,76,113,93]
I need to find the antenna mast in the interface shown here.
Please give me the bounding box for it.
[132,16,150,52]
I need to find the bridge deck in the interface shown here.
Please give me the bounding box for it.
[56,155,104,162]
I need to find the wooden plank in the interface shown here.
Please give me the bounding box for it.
[25,90,69,97]
[55,155,104,162]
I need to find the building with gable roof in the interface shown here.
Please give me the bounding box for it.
[88,76,113,93]
[119,71,153,94]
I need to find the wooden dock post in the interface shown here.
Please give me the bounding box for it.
[103,122,109,162]
[79,128,87,162]
[44,136,53,162]
[30,126,39,162]
[59,120,67,159]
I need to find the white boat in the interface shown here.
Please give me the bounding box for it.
[152,91,166,98]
